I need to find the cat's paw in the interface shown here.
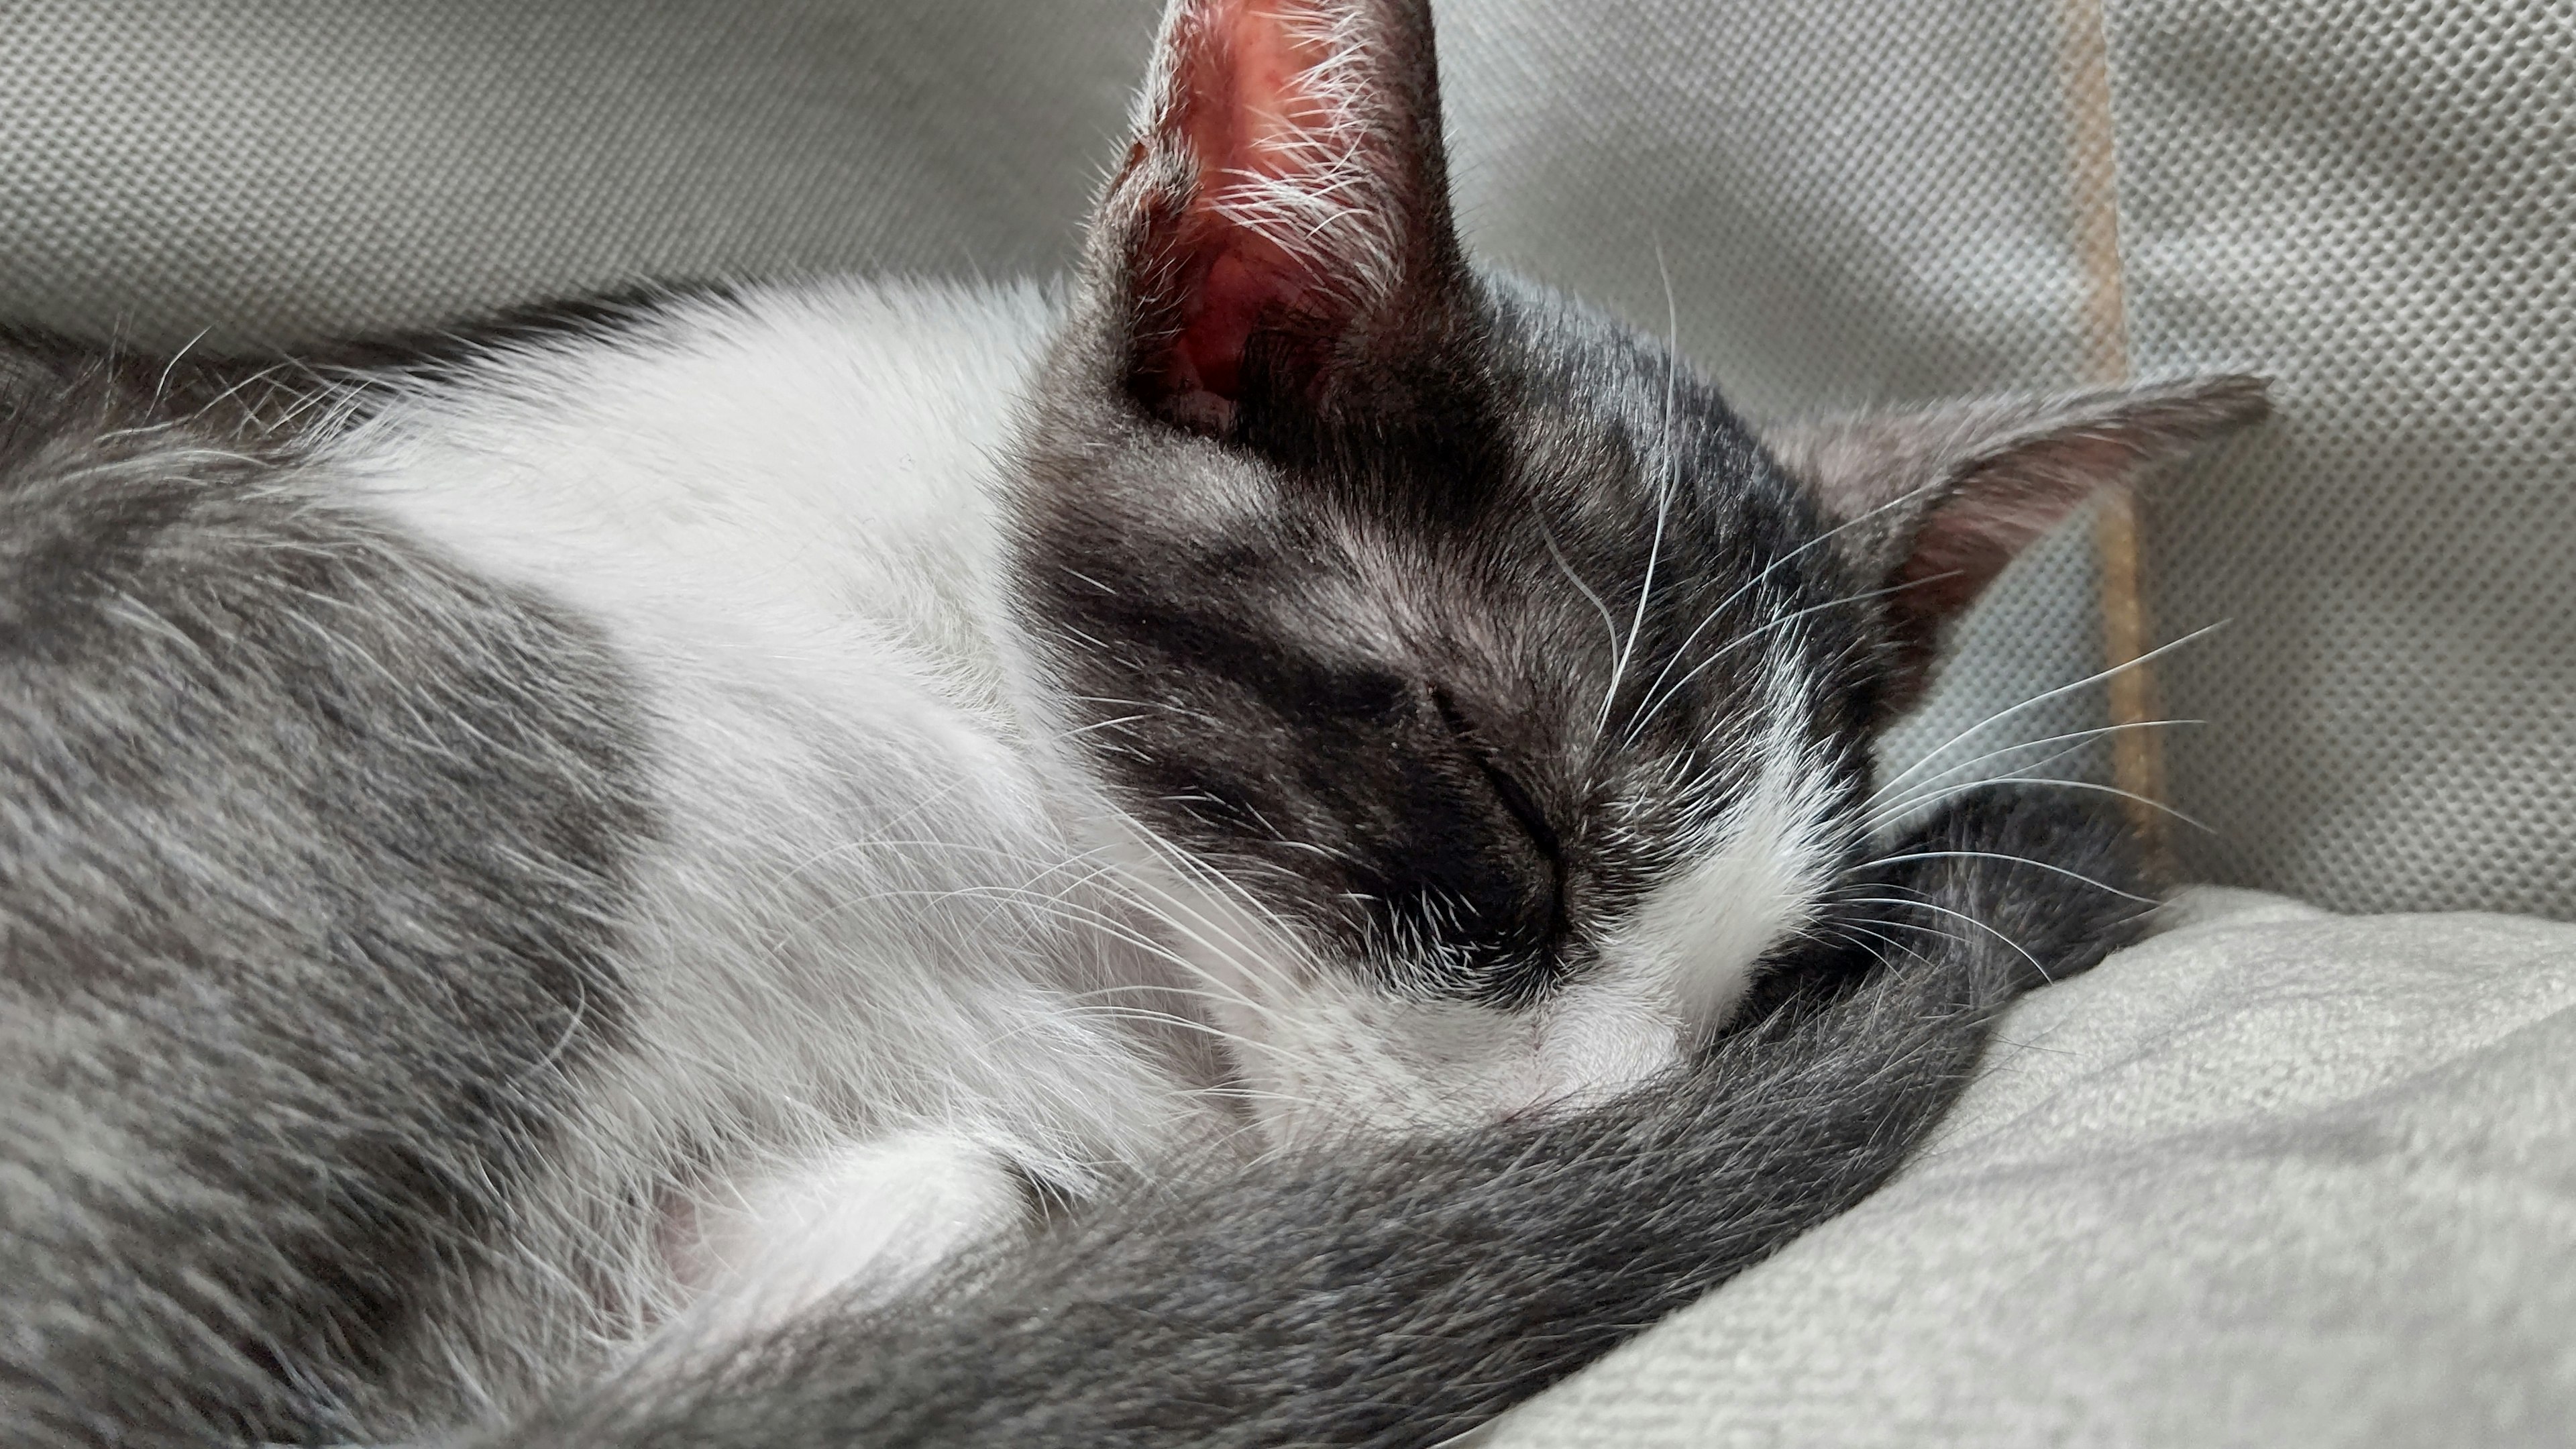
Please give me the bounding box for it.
[659,1132,1028,1340]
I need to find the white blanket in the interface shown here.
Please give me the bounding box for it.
[1493,889,2576,1447]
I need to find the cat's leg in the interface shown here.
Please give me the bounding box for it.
[659,1132,1031,1338]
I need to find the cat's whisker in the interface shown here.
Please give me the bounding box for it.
[1537,519,1624,690]
[1862,776,2213,837]
[1065,694,1225,727]
[750,875,1287,1029]
[744,848,1105,965]
[1884,735,2113,821]
[958,884,1293,1026]
[148,327,213,411]
[745,761,1078,891]
[1051,983,1291,1043]
[1114,890,1301,1014]
[763,830,1099,888]
[1869,623,2226,805]
[1058,712,1155,740]
[1106,814,1315,991]
[34,447,274,492]
[1022,1001,1303,1069]
[1847,849,2160,904]
[1597,237,1684,741]
[1075,865,1305,1018]
[1186,1083,1330,1114]
[1622,471,1957,739]
[1816,920,1932,965]
[181,359,297,427]
[1868,737,2096,827]
[1866,718,2201,810]
[1831,891,2047,981]
[1621,575,1931,748]
[1082,938,1291,1033]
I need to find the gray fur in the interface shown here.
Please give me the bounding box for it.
[0,345,655,1446]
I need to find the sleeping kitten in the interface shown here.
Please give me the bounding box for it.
[0,1,2263,1445]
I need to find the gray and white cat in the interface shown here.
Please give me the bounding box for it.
[0,2,2265,1446]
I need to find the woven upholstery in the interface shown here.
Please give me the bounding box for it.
[2111,0,2576,914]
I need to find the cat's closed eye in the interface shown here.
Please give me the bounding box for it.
[1430,686,1567,947]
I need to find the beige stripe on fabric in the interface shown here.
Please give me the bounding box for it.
[2057,0,2172,867]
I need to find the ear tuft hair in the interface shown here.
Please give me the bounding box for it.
[1091,0,1459,435]
[1765,374,2271,709]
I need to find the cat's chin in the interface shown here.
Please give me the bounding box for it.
[1226,961,1690,1148]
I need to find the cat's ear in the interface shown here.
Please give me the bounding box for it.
[1764,374,2270,710]
[1087,0,1466,437]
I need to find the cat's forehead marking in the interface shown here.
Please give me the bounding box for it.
[1112,428,1289,534]
[1309,506,1520,674]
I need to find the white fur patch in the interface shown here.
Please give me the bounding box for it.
[1616,659,1847,1029]
[666,1132,1026,1336]
[1242,969,1686,1144]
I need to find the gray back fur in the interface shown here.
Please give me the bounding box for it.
[0,343,655,1446]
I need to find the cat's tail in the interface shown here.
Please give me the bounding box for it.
[496,786,2149,1449]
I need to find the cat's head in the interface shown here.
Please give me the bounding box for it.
[1007,0,2263,1141]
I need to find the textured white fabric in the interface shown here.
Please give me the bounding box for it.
[1491,888,2576,1446]
[0,7,2567,892]
[0,0,1159,340]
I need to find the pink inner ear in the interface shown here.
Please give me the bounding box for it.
[1898,450,2111,621]
[1146,0,1357,407]
[1897,504,2034,622]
